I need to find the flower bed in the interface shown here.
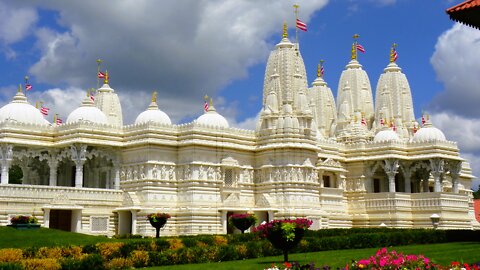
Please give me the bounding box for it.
[7,215,40,230]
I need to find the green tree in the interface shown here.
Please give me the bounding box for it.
[9,165,23,184]
[473,184,480,199]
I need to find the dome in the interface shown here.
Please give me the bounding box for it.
[0,90,50,125]
[195,104,229,128]
[373,127,400,142]
[67,95,108,124]
[412,121,446,142]
[135,97,171,125]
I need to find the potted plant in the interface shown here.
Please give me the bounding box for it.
[228,213,257,233]
[8,215,40,229]
[253,218,312,262]
[147,213,171,238]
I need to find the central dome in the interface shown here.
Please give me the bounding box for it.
[412,121,446,142]
[0,89,49,125]
[67,95,108,124]
[374,127,400,142]
[135,93,171,125]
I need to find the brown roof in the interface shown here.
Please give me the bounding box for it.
[446,0,480,29]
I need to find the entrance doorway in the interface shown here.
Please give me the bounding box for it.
[118,211,133,236]
[50,210,72,231]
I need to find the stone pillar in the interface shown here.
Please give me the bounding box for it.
[43,208,51,228]
[71,145,87,188]
[449,161,462,193]
[318,170,324,187]
[220,210,227,234]
[430,159,444,192]
[48,159,59,186]
[402,162,412,193]
[114,166,120,190]
[0,145,13,185]
[384,159,399,192]
[131,210,137,235]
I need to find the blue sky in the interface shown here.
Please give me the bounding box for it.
[1,0,479,189]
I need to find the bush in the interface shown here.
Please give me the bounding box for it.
[0,249,23,263]
[21,258,61,270]
[147,251,170,266]
[0,262,23,270]
[79,254,104,270]
[60,258,83,270]
[104,258,132,270]
[130,250,149,268]
[96,242,123,260]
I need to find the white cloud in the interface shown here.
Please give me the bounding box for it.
[19,0,328,124]
[0,1,38,58]
[27,87,86,122]
[429,23,480,190]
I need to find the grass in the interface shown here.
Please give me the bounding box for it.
[0,226,115,248]
[150,242,480,270]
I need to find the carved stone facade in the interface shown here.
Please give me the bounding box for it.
[0,30,478,236]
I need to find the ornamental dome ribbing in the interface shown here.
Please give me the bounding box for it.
[0,90,50,125]
[373,127,400,142]
[67,95,108,124]
[412,121,446,142]
[195,104,229,128]
[135,100,171,125]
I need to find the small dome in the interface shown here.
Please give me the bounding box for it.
[195,104,229,128]
[135,100,171,125]
[67,95,108,124]
[374,127,400,142]
[0,90,50,125]
[412,121,446,142]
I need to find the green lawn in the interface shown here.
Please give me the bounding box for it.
[0,226,115,248]
[150,242,480,270]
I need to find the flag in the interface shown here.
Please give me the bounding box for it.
[421,115,426,125]
[25,84,32,91]
[380,118,384,126]
[90,94,95,102]
[296,19,307,32]
[40,106,49,116]
[98,71,105,78]
[56,118,63,125]
[356,44,365,53]
[320,66,325,76]
[361,117,366,126]
[204,101,209,112]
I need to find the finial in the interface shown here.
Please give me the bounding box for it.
[282,21,288,38]
[96,59,102,65]
[351,34,359,60]
[24,76,29,84]
[318,60,325,78]
[104,70,109,84]
[36,101,39,109]
[152,91,157,103]
[204,94,209,101]
[390,43,398,63]
[86,89,90,97]
[18,84,22,93]
[209,98,213,107]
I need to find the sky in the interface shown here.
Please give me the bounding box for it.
[1,0,479,189]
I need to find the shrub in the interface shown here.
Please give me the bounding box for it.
[36,247,63,259]
[130,250,149,268]
[0,249,23,263]
[104,258,132,270]
[217,245,238,261]
[60,258,83,270]
[61,246,83,260]
[79,254,104,270]
[147,251,169,266]
[21,258,61,270]
[167,238,184,250]
[235,244,248,259]
[96,242,123,260]
[154,238,170,251]
[213,235,228,246]
[0,262,23,270]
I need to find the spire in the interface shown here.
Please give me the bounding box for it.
[351,34,359,60]
[283,21,288,38]
[17,84,22,93]
[390,43,398,63]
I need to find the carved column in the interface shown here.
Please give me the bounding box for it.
[430,158,444,192]
[384,159,399,192]
[0,145,13,185]
[48,157,59,186]
[71,145,87,188]
[449,161,462,193]
[113,161,120,190]
[401,162,412,193]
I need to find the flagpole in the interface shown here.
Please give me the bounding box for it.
[24,76,29,97]
[293,4,299,44]
[353,34,359,60]
[96,59,102,90]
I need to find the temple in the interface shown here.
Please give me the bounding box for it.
[0,27,478,236]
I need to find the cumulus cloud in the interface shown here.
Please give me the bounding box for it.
[429,23,480,190]
[11,0,328,124]
[0,1,38,58]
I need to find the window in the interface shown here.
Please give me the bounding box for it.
[224,169,233,187]
[90,216,108,232]
[373,178,380,193]
[323,175,331,188]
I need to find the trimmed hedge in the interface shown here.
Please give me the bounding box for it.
[1,228,478,269]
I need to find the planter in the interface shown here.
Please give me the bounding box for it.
[266,228,305,262]
[149,219,167,238]
[7,224,41,230]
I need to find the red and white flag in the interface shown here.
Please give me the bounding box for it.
[320,66,325,77]
[356,44,366,53]
[204,101,209,112]
[380,118,385,126]
[56,118,63,125]
[40,106,49,116]
[392,49,398,62]
[361,117,366,126]
[90,94,95,102]
[421,115,426,125]
[98,71,106,78]
[25,84,32,91]
[296,19,307,32]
